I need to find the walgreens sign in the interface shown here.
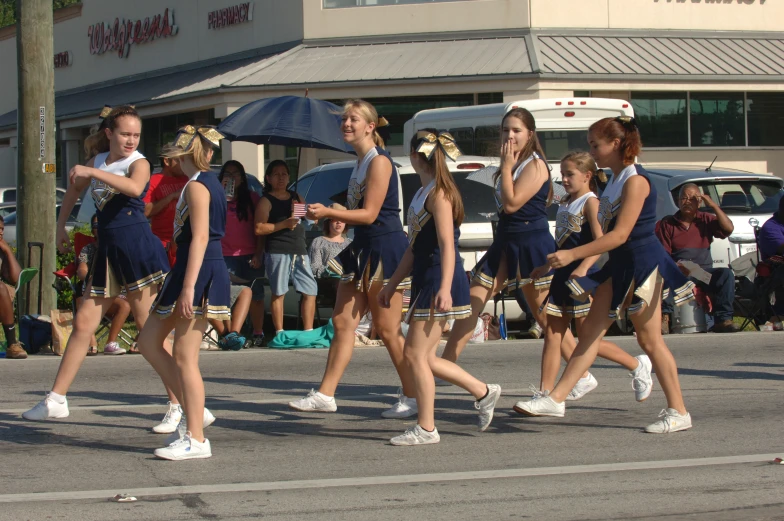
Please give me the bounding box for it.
[88,8,179,59]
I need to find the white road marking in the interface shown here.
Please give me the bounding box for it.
[0,453,778,504]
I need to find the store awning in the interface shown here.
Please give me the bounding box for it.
[535,31,784,79]
[1,30,782,131]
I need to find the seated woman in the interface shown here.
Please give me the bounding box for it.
[309,203,351,278]
[77,214,132,355]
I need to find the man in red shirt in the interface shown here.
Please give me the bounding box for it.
[144,146,188,267]
[655,183,739,333]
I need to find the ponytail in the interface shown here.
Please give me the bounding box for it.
[343,99,386,150]
[411,129,464,226]
[588,116,642,165]
[83,104,141,159]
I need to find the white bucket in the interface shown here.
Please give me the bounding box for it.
[672,299,707,334]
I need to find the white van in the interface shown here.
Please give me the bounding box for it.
[403,97,635,182]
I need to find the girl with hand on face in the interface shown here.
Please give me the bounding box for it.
[289,100,417,419]
[514,117,695,434]
[140,125,229,460]
[22,106,170,423]
[528,152,652,403]
[378,130,501,446]
[439,108,557,366]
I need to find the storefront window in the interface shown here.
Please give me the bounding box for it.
[630,92,688,147]
[747,92,784,147]
[324,0,464,7]
[477,92,503,105]
[690,92,745,147]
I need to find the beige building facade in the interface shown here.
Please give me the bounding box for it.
[0,0,781,186]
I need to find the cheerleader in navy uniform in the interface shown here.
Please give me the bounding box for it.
[138,125,229,460]
[23,106,170,422]
[289,100,416,418]
[441,108,556,364]
[527,151,652,401]
[378,130,501,446]
[515,117,695,434]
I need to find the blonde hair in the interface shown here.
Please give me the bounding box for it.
[83,105,141,159]
[343,99,385,149]
[559,150,607,203]
[162,135,212,172]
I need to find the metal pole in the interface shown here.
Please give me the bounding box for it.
[16,0,57,317]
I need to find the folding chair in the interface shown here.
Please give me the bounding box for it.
[14,267,40,325]
[53,232,134,348]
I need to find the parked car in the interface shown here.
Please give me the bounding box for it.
[640,165,783,267]
[0,187,66,204]
[3,203,82,247]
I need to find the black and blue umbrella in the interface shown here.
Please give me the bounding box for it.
[217,95,354,155]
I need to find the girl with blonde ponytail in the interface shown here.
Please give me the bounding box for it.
[377,129,501,446]
[140,125,229,460]
[289,99,417,418]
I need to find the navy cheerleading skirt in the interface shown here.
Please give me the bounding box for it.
[472,226,556,294]
[408,257,472,322]
[87,223,169,298]
[327,231,411,292]
[151,245,231,321]
[541,261,598,318]
[566,235,695,320]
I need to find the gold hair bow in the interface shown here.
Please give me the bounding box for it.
[173,125,225,151]
[378,116,389,127]
[415,131,462,161]
[98,104,135,119]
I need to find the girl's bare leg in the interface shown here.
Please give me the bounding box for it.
[541,315,570,391]
[172,317,209,441]
[318,283,365,396]
[51,296,113,395]
[138,314,182,403]
[549,282,615,403]
[128,285,179,404]
[629,279,687,414]
[442,258,508,362]
[366,281,415,398]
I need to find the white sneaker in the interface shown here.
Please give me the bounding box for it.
[22,394,69,420]
[390,425,440,446]
[381,388,418,419]
[164,408,217,445]
[566,373,598,401]
[513,392,565,417]
[154,433,212,461]
[644,408,693,433]
[475,384,501,432]
[102,341,126,355]
[152,402,183,434]
[288,390,338,412]
[631,355,654,402]
[529,322,543,339]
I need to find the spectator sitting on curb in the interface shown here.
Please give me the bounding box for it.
[655,183,739,333]
[0,215,26,359]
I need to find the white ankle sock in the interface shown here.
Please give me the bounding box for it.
[49,391,66,404]
[316,391,334,401]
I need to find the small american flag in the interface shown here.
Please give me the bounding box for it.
[292,203,307,217]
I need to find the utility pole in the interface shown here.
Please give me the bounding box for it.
[16,0,56,317]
